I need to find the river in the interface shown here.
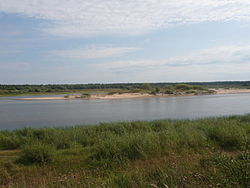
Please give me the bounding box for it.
[0,93,250,130]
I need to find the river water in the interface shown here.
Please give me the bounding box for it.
[0,93,250,130]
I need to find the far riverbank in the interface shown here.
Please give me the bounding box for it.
[14,88,250,100]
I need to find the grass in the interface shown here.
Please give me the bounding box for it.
[0,115,249,187]
[0,89,119,97]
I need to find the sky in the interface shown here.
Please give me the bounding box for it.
[1,0,250,84]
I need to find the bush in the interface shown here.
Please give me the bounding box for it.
[0,135,22,150]
[141,83,151,90]
[18,142,56,165]
[164,89,174,94]
[192,85,205,90]
[150,91,157,95]
[175,84,193,90]
[81,93,90,97]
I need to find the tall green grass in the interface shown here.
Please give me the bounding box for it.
[0,115,249,187]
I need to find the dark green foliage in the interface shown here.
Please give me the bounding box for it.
[155,87,160,93]
[141,83,152,90]
[164,89,174,94]
[175,84,194,90]
[0,135,22,150]
[18,142,56,165]
[0,130,30,149]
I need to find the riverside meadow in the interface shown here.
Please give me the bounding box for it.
[0,114,249,187]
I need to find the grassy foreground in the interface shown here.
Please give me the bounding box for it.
[0,115,249,188]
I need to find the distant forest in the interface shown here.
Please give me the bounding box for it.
[0,81,250,95]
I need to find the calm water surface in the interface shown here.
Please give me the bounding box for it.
[0,93,250,130]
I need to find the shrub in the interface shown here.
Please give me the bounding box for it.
[150,91,157,95]
[0,135,22,150]
[18,142,56,165]
[175,84,193,90]
[141,83,151,90]
[164,89,174,94]
[128,88,141,93]
[155,87,160,93]
[81,93,90,97]
[185,90,197,94]
[192,85,205,90]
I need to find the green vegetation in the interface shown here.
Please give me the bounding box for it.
[0,115,249,187]
[17,142,56,165]
[1,81,249,96]
[80,93,91,99]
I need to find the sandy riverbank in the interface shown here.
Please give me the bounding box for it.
[213,88,250,94]
[91,93,154,99]
[16,88,250,100]
[17,93,155,100]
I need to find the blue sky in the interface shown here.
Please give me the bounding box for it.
[1,0,250,84]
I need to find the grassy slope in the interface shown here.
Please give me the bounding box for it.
[0,115,249,187]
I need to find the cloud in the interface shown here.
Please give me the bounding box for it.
[52,46,141,59]
[0,49,22,55]
[0,61,30,71]
[100,45,250,70]
[91,45,250,82]
[1,0,250,37]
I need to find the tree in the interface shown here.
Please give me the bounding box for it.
[141,83,151,90]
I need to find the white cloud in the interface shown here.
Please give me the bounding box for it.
[0,49,22,55]
[101,45,250,69]
[1,0,250,37]
[0,61,30,71]
[52,46,141,59]
[91,45,250,82]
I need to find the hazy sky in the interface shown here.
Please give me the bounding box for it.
[1,0,250,84]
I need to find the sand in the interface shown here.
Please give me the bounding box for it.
[90,93,154,99]
[213,88,250,94]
